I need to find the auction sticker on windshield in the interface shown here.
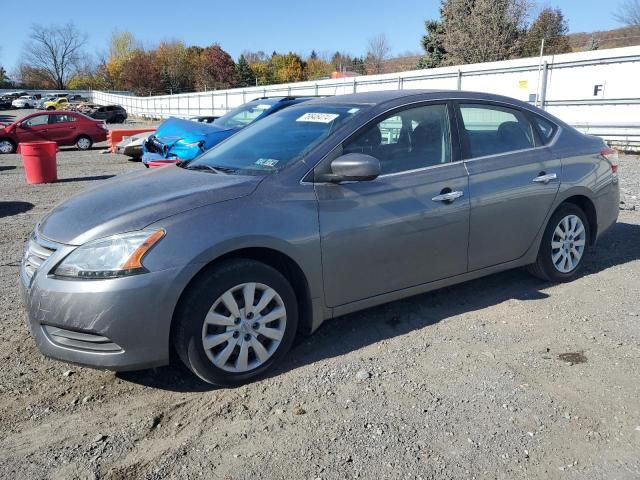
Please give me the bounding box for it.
[296,113,340,123]
[256,158,279,167]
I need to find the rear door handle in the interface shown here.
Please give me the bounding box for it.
[533,173,557,184]
[432,191,464,202]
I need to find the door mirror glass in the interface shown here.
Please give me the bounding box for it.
[321,153,381,183]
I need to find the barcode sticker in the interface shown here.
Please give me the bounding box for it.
[296,113,340,123]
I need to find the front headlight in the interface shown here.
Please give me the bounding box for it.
[53,230,165,279]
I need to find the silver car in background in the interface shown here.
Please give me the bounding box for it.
[20,90,619,386]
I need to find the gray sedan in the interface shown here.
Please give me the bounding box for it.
[20,90,620,386]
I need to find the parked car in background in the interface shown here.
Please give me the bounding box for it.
[142,96,315,165]
[19,90,620,386]
[0,96,13,110]
[43,98,70,111]
[0,111,108,153]
[115,131,154,160]
[190,116,219,124]
[89,105,127,124]
[66,94,85,102]
[12,96,38,109]
[36,96,57,109]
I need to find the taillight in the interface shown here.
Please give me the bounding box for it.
[601,146,619,175]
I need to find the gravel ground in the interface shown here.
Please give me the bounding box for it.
[0,109,639,479]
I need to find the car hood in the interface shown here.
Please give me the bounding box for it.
[38,165,262,245]
[154,117,235,146]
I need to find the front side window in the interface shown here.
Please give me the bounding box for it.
[186,104,365,175]
[459,104,535,158]
[344,103,452,175]
[22,115,49,127]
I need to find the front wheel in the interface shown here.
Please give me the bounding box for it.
[174,259,298,386]
[528,203,590,282]
[0,138,16,154]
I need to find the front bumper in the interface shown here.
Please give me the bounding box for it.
[20,238,196,371]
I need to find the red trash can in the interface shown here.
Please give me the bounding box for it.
[20,141,58,184]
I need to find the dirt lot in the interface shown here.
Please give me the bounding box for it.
[0,109,639,479]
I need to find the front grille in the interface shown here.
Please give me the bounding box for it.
[42,325,123,352]
[23,234,57,280]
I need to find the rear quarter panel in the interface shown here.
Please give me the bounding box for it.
[551,128,619,242]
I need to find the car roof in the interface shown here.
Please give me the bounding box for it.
[302,89,537,110]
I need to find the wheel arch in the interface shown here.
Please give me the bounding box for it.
[559,194,598,246]
[170,247,314,350]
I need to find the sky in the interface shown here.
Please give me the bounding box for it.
[0,0,627,73]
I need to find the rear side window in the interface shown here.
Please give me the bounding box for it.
[532,115,557,144]
[459,104,535,159]
[51,114,77,124]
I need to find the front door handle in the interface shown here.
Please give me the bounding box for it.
[533,172,557,184]
[432,191,464,202]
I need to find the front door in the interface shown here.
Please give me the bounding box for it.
[315,103,470,307]
[456,102,561,271]
[16,114,51,143]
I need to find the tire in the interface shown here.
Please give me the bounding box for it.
[47,106,55,111]
[528,203,590,282]
[75,135,93,151]
[174,259,298,386]
[0,138,16,154]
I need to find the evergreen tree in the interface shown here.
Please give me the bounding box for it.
[236,55,256,87]
[417,19,446,69]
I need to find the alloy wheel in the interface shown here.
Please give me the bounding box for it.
[551,214,586,273]
[201,282,287,373]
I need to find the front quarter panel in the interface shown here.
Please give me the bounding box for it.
[143,175,324,325]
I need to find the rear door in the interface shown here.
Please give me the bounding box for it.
[316,102,470,307]
[455,102,561,271]
[47,114,79,145]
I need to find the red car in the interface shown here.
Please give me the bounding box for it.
[0,111,108,154]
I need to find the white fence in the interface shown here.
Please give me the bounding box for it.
[91,46,640,150]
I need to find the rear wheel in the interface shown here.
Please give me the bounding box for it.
[75,135,92,151]
[0,138,16,154]
[174,259,298,386]
[528,203,590,282]
[47,106,55,111]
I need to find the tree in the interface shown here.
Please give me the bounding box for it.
[121,50,163,95]
[236,54,256,87]
[441,0,529,65]
[0,66,11,88]
[522,8,571,57]
[331,52,352,72]
[271,52,305,83]
[614,0,640,27]
[305,55,333,80]
[23,23,87,89]
[586,34,600,51]
[417,19,446,69]
[156,41,191,94]
[195,45,238,90]
[365,34,391,74]
[15,63,55,89]
[104,30,138,89]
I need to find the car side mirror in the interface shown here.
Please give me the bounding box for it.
[317,153,381,183]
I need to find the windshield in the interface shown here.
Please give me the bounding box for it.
[214,100,277,129]
[185,104,365,175]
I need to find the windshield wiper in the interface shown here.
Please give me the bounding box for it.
[187,164,225,174]
[208,165,239,174]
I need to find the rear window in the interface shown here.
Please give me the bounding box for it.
[532,115,558,144]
